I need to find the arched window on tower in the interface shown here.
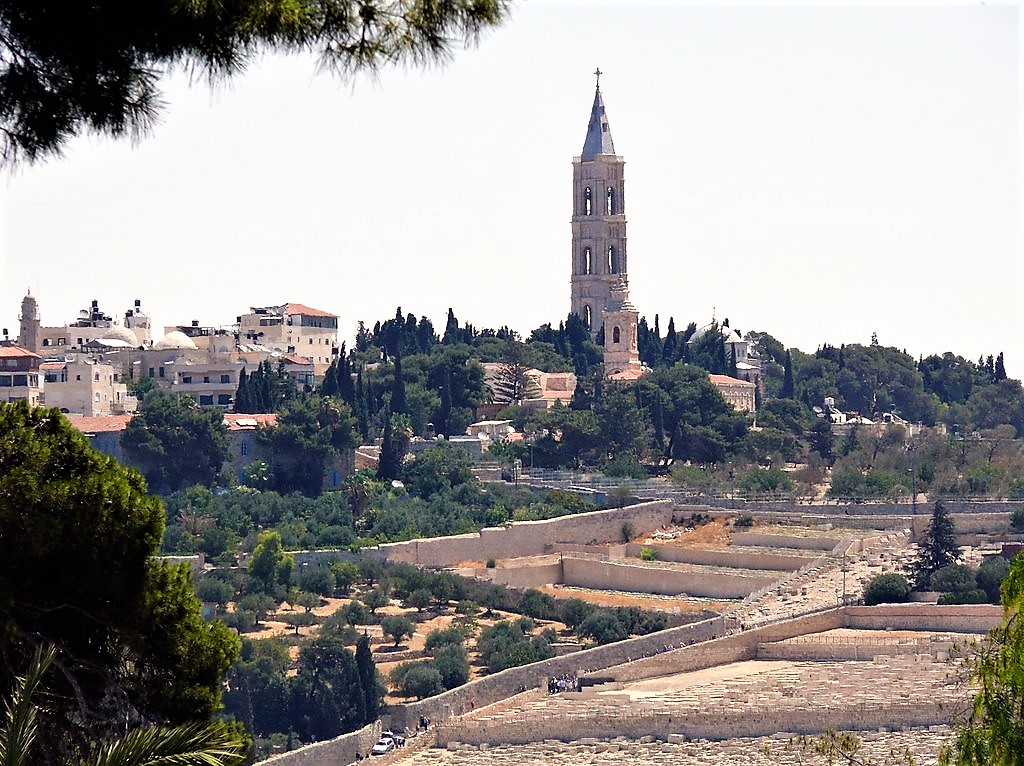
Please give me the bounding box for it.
[583,247,592,275]
[606,186,616,215]
[584,187,593,216]
[613,326,621,344]
[583,305,593,329]
[607,245,617,274]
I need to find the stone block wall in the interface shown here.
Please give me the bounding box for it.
[261,721,380,766]
[561,557,778,598]
[375,501,677,568]
[844,604,1002,633]
[385,615,725,731]
[625,542,811,571]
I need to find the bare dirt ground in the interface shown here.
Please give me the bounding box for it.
[537,584,732,614]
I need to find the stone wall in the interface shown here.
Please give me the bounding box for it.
[384,615,725,731]
[261,721,380,766]
[434,701,948,747]
[562,557,778,598]
[844,604,1002,632]
[625,542,811,571]
[605,610,845,683]
[373,501,676,568]
[472,561,564,589]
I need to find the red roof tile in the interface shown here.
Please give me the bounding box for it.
[65,414,132,433]
[0,345,40,359]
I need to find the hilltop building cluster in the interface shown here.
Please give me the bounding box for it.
[2,293,340,415]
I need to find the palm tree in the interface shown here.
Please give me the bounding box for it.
[1,645,247,766]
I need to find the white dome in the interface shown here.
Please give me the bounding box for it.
[100,325,138,346]
[153,330,198,350]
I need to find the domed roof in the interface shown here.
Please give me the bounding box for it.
[100,325,138,346]
[153,330,198,350]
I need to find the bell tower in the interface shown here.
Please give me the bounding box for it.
[570,69,627,339]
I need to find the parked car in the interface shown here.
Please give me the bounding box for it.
[381,731,406,746]
[370,738,395,756]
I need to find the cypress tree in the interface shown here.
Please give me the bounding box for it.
[355,634,380,723]
[391,354,406,414]
[442,308,459,345]
[728,345,738,378]
[662,317,677,364]
[321,359,339,398]
[782,350,795,398]
[354,368,368,439]
[377,410,400,481]
[995,352,1007,381]
[235,367,251,412]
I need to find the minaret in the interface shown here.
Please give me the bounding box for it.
[570,68,627,339]
[18,290,39,352]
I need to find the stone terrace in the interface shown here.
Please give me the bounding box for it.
[396,727,954,766]
[431,648,969,748]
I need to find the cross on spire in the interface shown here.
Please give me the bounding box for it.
[594,67,602,89]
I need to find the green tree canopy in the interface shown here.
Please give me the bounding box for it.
[0,0,510,164]
[0,402,239,762]
[121,389,228,492]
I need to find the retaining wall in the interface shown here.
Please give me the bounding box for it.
[844,604,1002,632]
[561,557,777,598]
[625,542,812,571]
[384,615,725,731]
[435,701,949,747]
[375,501,677,568]
[261,721,380,766]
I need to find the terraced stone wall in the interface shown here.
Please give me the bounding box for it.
[625,542,812,571]
[844,604,1002,632]
[561,557,778,598]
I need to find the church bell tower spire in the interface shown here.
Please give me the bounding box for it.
[570,70,627,339]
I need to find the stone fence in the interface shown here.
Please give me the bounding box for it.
[624,542,812,571]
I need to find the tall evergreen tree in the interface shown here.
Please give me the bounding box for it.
[442,308,460,345]
[662,317,677,364]
[355,634,381,723]
[320,359,339,398]
[782,350,795,398]
[353,368,368,439]
[337,344,355,404]
[377,409,400,481]
[728,345,738,378]
[234,367,252,412]
[907,500,961,590]
[995,352,1007,382]
[390,354,407,415]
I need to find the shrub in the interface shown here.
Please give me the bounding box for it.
[433,644,470,690]
[862,573,911,606]
[639,547,658,561]
[734,514,755,528]
[485,558,496,569]
[621,522,636,542]
[1011,508,1024,530]
[424,626,465,654]
[381,615,416,647]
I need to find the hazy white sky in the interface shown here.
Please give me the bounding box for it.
[1,2,1020,374]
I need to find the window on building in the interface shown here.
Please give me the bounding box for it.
[220,374,230,384]
[217,394,231,405]
[94,373,99,381]
[13,375,27,387]
[583,305,592,329]
[199,394,214,405]
[607,245,617,274]
[182,375,192,384]
[203,376,210,384]
[0,376,10,387]
[42,339,49,347]
[584,186,593,216]
[148,368,155,378]
[613,326,621,344]
[158,367,165,378]
[583,247,592,275]
[75,374,81,381]
[606,186,615,215]
[240,441,249,456]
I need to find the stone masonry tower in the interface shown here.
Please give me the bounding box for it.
[18,291,39,352]
[602,275,642,379]
[570,69,627,339]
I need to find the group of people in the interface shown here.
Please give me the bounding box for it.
[548,674,579,694]
[417,715,432,731]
